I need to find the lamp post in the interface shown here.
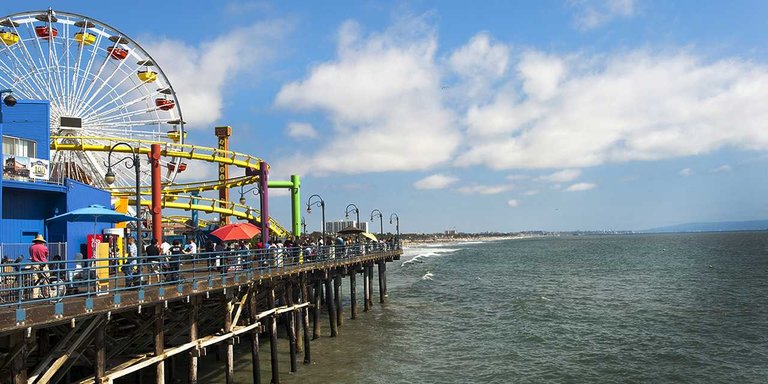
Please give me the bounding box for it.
[389,213,400,246]
[345,203,360,230]
[104,142,143,255]
[370,209,384,236]
[301,216,307,235]
[306,194,325,242]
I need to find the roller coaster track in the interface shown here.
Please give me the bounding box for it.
[51,136,267,172]
[51,136,292,238]
[163,216,212,229]
[109,176,260,197]
[128,194,290,238]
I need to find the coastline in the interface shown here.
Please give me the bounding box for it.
[401,234,543,246]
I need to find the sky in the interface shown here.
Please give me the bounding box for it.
[7,1,768,233]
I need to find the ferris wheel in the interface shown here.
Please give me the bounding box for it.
[0,9,185,189]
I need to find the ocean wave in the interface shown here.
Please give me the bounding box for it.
[401,248,460,266]
[422,272,434,280]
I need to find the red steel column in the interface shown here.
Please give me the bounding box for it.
[151,144,163,242]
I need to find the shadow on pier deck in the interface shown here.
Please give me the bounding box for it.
[0,246,401,384]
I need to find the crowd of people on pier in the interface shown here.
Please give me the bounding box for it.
[0,233,399,301]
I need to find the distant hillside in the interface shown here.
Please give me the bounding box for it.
[644,220,768,233]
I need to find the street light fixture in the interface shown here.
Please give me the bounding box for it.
[345,203,360,229]
[306,194,326,241]
[0,89,15,107]
[389,212,400,245]
[104,142,143,255]
[238,184,260,205]
[370,209,384,236]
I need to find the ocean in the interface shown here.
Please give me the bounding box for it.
[200,232,768,383]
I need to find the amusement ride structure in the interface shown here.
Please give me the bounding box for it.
[0,9,297,240]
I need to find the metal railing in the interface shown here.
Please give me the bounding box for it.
[0,241,400,309]
[0,242,67,262]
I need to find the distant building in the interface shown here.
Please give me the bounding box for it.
[445,229,457,236]
[326,220,369,234]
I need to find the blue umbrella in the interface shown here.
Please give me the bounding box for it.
[47,204,138,223]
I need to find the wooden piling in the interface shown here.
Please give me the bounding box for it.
[10,331,27,384]
[324,277,339,337]
[312,280,321,339]
[378,262,386,304]
[363,266,371,312]
[268,287,280,384]
[248,287,261,384]
[224,294,235,384]
[284,285,298,373]
[350,272,357,319]
[334,275,343,327]
[154,304,165,384]
[300,279,312,364]
[189,295,199,384]
[367,264,374,308]
[95,322,106,381]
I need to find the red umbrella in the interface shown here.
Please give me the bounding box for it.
[210,222,261,241]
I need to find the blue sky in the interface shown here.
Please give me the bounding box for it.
[7,1,768,233]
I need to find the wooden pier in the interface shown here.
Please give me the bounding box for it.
[0,248,401,383]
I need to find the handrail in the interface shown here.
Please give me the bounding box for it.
[0,242,402,310]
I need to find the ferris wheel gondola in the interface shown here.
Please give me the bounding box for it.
[0,9,186,189]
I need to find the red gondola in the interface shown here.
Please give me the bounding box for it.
[34,25,58,40]
[155,98,175,111]
[107,46,128,60]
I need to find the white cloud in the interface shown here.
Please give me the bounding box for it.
[458,50,768,170]
[565,182,596,191]
[447,32,510,101]
[710,164,732,173]
[414,174,459,190]
[143,21,286,128]
[522,190,539,196]
[455,184,513,195]
[507,199,519,207]
[506,174,530,181]
[679,168,693,177]
[536,169,582,183]
[569,0,637,30]
[274,16,460,175]
[285,122,318,139]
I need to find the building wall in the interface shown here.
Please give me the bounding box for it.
[1,186,66,250]
[1,100,51,159]
[64,179,111,260]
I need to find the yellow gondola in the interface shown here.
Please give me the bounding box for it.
[137,70,157,83]
[74,32,96,45]
[0,31,19,46]
[167,130,186,143]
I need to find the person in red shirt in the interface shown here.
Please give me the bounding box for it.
[29,234,49,298]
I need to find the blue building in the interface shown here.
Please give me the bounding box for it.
[1,99,111,261]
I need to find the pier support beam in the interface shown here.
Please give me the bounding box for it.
[189,296,199,384]
[284,286,298,373]
[312,280,321,339]
[154,304,165,384]
[268,287,280,384]
[334,275,343,327]
[224,294,235,384]
[363,267,370,312]
[10,331,27,384]
[300,280,311,364]
[378,262,386,304]
[248,287,261,384]
[95,322,106,382]
[349,272,357,319]
[324,277,338,337]
[367,265,374,308]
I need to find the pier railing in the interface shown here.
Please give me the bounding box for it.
[0,242,400,310]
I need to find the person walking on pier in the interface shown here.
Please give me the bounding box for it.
[29,234,49,298]
[122,237,139,287]
[145,239,161,284]
[167,240,183,283]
